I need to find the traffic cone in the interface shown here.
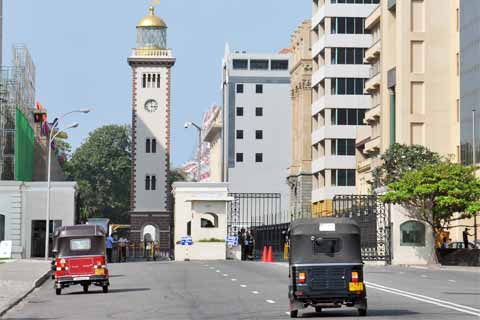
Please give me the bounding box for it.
[262,246,267,262]
[267,246,273,263]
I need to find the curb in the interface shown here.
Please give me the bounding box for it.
[0,270,52,318]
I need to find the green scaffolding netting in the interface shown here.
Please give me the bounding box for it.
[15,107,34,181]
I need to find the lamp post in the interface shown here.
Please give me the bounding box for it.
[473,108,477,244]
[184,121,202,182]
[44,109,91,260]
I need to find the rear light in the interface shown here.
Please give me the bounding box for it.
[351,271,359,283]
[298,272,306,284]
[296,291,304,296]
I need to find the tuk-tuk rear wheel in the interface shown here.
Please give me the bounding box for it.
[358,308,367,316]
[82,284,89,293]
[55,288,61,295]
[290,310,298,318]
[102,286,109,293]
[315,307,322,313]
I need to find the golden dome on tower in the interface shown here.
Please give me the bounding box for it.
[137,7,167,28]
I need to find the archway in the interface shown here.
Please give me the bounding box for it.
[142,224,158,242]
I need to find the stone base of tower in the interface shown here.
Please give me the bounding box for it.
[129,212,172,254]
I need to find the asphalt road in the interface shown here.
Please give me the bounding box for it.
[2,261,479,320]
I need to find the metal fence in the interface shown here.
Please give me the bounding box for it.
[110,242,170,263]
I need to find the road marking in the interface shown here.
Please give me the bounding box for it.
[448,279,456,283]
[252,291,259,294]
[216,270,220,273]
[399,271,405,274]
[266,300,276,304]
[285,312,290,315]
[223,274,228,277]
[209,267,214,270]
[411,266,429,270]
[366,281,480,317]
[421,275,427,278]
[231,278,237,282]
[240,284,247,288]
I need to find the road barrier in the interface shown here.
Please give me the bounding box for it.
[111,242,170,263]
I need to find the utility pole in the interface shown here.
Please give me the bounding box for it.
[1,0,3,66]
[473,108,478,244]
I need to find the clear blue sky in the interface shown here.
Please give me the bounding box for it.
[5,0,310,166]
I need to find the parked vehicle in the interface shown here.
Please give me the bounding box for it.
[287,217,367,318]
[53,225,110,295]
[448,241,476,249]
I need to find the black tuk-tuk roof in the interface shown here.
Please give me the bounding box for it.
[289,217,360,236]
[288,217,362,265]
[54,225,106,238]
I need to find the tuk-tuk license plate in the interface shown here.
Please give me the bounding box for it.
[73,277,90,281]
[349,282,364,291]
[95,269,105,276]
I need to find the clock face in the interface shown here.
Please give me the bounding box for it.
[144,99,159,113]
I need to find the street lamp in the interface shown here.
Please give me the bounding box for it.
[44,109,91,260]
[184,121,202,182]
[473,108,478,244]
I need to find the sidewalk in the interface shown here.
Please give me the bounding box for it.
[409,265,480,273]
[0,259,51,317]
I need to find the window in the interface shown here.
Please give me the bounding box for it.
[313,238,342,254]
[256,107,263,117]
[143,73,161,88]
[236,84,244,93]
[233,59,248,70]
[146,138,151,153]
[70,239,91,251]
[331,78,367,95]
[331,48,365,65]
[201,213,219,229]
[331,139,356,156]
[236,153,244,163]
[236,130,244,139]
[151,139,157,153]
[400,221,426,246]
[236,107,244,116]
[151,175,156,191]
[330,17,367,34]
[331,169,356,186]
[145,176,151,190]
[250,59,269,70]
[331,109,367,125]
[255,153,263,163]
[256,84,263,94]
[256,130,263,140]
[271,60,289,70]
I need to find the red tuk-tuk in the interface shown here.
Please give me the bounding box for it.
[53,225,110,295]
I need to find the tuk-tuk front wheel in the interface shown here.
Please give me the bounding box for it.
[55,288,61,295]
[82,284,89,293]
[290,310,298,318]
[315,307,322,313]
[102,286,109,293]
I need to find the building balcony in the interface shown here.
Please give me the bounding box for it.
[312,156,356,173]
[312,126,358,145]
[204,119,222,143]
[312,65,371,87]
[312,186,357,202]
[312,34,373,58]
[364,104,381,124]
[364,135,381,154]
[312,3,379,29]
[356,125,371,145]
[357,158,372,174]
[364,71,381,93]
[365,5,381,30]
[131,48,173,58]
[312,95,371,116]
[364,39,381,63]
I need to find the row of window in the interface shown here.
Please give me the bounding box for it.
[145,175,157,191]
[145,138,157,153]
[236,84,263,94]
[142,73,161,89]
[331,169,356,186]
[331,0,380,3]
[331,17,369,35]
[232,59,289,71]
[331,139,356,156]
[331,108,367,125]
[331,78,368,95]
[236,130,263,140]
[236,152,263,163]
[331,48,366,65]
[236,107,263,117]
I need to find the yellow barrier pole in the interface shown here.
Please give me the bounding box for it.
[283,242,289,261]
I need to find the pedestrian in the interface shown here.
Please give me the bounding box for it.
[246,230,255,260]
[239,228,246,261]
[106,234,114,263]
[463,228,472,249]
[441,236,448,249]
[118,237,128,262]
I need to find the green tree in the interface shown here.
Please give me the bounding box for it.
[372,143,442,189]
[65,125,131,223]
[381,162,480,240]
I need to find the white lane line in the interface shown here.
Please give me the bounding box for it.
[448,280,456,283]
[411,266,429,270]
[285,312,290,315]
[223,274,228,277]
[366,281,480,317]
[231,278,237,282]
[240,284,247,288]
[399,272,405,274]
[252,291,260,294]
[421,275,428,278]
[266,300,276,304]
[215,270,220,273]
[209,267,214,270]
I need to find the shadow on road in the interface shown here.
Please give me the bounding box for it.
[300,309,420,318]
[66,288,150,295]
[108,274,125,278]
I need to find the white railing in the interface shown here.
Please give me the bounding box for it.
[132,48,172,57]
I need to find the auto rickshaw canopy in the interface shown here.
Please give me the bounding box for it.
[53,225,106,257]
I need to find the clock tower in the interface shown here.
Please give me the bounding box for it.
[128,6,175,252]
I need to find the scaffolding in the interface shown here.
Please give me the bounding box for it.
[0,45,36,180]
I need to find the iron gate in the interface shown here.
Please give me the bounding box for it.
[333,195,391,263]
